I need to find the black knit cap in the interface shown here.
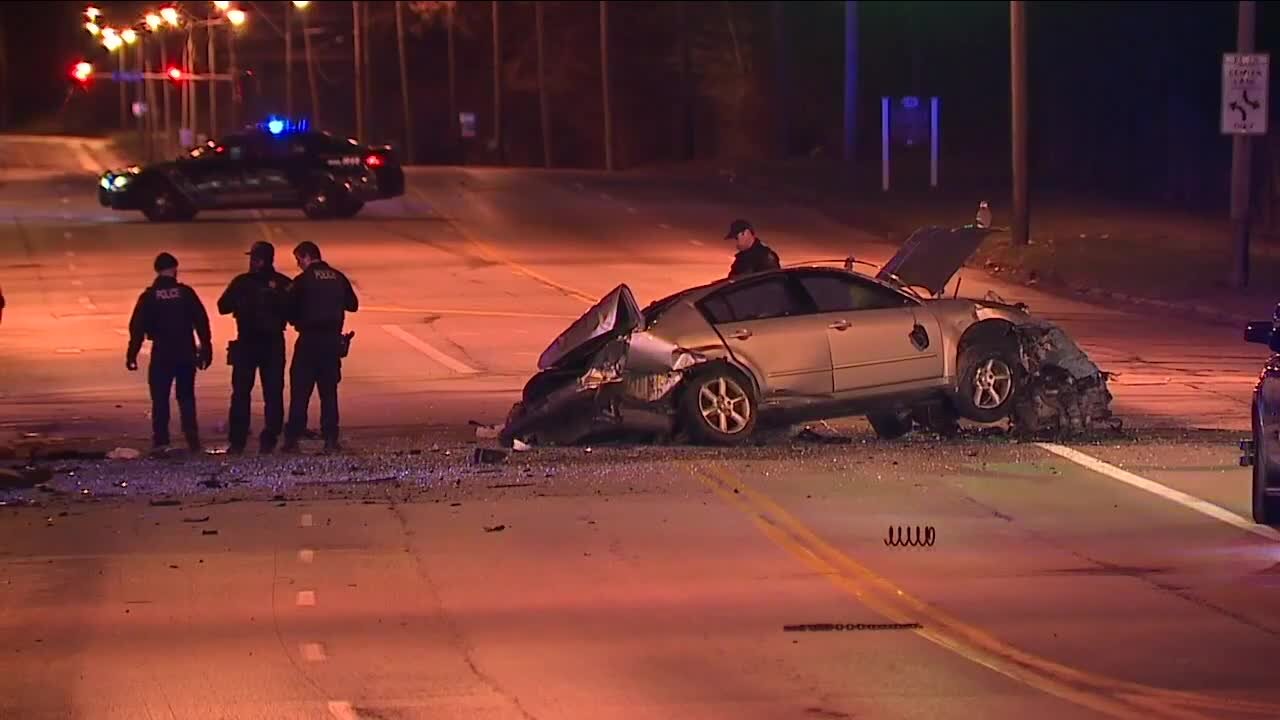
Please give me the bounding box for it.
[154,252,178,272]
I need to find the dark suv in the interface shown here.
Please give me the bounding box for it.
[1240,309,1280,526]
[99,126,405,221]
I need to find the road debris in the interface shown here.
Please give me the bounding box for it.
[1011,320,1118,438]
[182,516,211,523]
[483,524,506,533]
[0,466,51,490]
[471,448,508,465]
[107,447,142,461]
[794,427,853,445]
[149,499,181,507]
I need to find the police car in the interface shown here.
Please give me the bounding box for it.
[99,119,405,221]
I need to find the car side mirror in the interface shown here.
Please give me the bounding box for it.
[1245,321,1273,345]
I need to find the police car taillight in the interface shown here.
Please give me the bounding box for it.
[364,154,383,168]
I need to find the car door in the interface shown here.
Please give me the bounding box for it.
[186,137,253,208]
[700,274,835,399]
[241,135,305,207]
[795,271,945,394]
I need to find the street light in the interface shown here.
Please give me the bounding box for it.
[293,1,311,7]
[160,6,180,26]
[214,1,232,10]
[85,6,102,20]
[145,13,163,30]
[122,28,139,45]
[226,8,247,26]
[85,22,101,35]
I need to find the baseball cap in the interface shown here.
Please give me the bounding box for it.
[246,241,274,262]
[293,241,321,260]
[725,219,754,239]
[154,252,179,272]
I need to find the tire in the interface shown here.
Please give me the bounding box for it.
[335,200,364,219]
[680,365,758,445]
[867,411,912,440]
[302,186,338,219]
[955,337,1022,424]
[141,187,189,222]
[1252,400,1280,526]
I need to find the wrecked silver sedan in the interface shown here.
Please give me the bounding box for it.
[499,221,1114,447]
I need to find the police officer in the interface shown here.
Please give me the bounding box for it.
[217,241,292,455]
[282,241,358,453]
[126,252,212,452]
[725,219,781,278]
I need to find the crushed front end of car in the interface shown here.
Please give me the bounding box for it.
[1009,319,1119,438]
[498,284,707,447]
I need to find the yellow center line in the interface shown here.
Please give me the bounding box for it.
[690,462,1279,719]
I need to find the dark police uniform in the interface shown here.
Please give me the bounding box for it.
[127,253,212,450]
[725,218,781,279]
[729,239,781,278]
[283,246,358,451]
[217,243,292,453]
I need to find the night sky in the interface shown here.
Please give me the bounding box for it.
[1,1,1277,208]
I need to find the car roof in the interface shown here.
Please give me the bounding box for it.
[648,265,910,309]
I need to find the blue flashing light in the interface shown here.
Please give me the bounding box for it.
[258,116,310,136]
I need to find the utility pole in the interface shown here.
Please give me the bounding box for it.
[676,1,693,161]
[600,0,614,171]
[447,1,458,150]
[536,1,552,168]
[492,0,502,162]
[1010,0,1029,246]
[208,20,217,137]
[228,27,239,129]
[119,49,128,130]
[136,40,147,159]
[773,1,788,159]
[303,22,320,127]
[395,0,413,163]
[362,1,373,138]
[161,38,171,142]
[286,1,294,118]
[1231,0,1258,289]
[843,0,857,164]
[353,1,364,140]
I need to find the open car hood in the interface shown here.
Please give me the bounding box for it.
[875,225,996,297]
[537,284,642,371]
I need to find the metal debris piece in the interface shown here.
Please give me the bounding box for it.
[483,524,506,533]
[795,427,853,445]
[783,622,923,632]
[1011,321,1118,438]
[182,516,211,523]
[471,448,508,465]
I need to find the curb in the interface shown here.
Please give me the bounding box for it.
[1058,284,1255,327]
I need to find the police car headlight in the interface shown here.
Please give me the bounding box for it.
[100,176,111,189]
[112,175,129,189]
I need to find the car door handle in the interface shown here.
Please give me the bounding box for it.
[728,329,752,340]
[828,319,850,331]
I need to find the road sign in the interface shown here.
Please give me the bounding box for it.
[1222,53,1269,135]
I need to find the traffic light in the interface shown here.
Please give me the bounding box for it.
[166,66,184,82]
[70,61,94,85]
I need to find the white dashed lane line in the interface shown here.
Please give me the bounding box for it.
[298,549,315,564]
[300,513,313,527]
[296,590,316,607]
[300,642,327,662]
[328,701,360,720]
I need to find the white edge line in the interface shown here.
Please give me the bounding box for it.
[1037,443,1280,543]
[328,700,359,720]
[381,324,479,375]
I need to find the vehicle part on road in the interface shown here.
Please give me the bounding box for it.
[471,447,508,465]
[867,411,912,440]
[884,525,936,547]
[794,426,853,444]
[502,214,1110,447]
[483,524,506,533]
[1009,320,1117,438]
[783,622,924,632]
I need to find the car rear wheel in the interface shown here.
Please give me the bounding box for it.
[955,339,1021,424]
[142,188,190,222]
[681,366,757,445]
[1252,400,1280,525]
[303,186,337,219]
[867,411,912,440]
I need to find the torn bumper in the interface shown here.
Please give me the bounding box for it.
[1010,320,1119,437]
[499,332,705,447]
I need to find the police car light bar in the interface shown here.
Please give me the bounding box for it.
[258,117,309,135]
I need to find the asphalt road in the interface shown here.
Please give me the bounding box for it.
[1,138,1278,719]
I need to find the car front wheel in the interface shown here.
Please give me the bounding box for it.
[303,187,337,219]
[955,339,1021,424]
[1252,400,1280,525]
[142,188,190,222]
[681,366,757,445]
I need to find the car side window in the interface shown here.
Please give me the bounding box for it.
[702,277,809,324]
[798,273,910,312]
